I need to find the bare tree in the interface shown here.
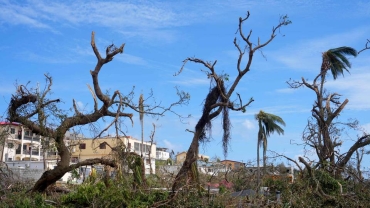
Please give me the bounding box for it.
[148,123,156,175]
[355,147,365,181]
[6,32,189,192]
[171,12,291,193]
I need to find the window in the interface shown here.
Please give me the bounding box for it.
[134,142,140,151]
[79,143,86,149]
[134,143,150,153]
[146,159,150,164]
[71,157,79,163]
[235,163,240,169]
[128,142,131,150]
[10,128,15,134]
[99,143,106,149]
[146,145,151,153]
[25,131,30,136]
[7,143,14,148]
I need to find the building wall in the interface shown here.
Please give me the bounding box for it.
[220,160,244,170]
[6,161,72,182]
[70,136,156,174]
[156,150,169,160]
[175,152,210,164]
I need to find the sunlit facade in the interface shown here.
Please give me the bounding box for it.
[0,122,42,161]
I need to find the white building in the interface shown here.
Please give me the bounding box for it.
[156,147,170,161]
[129,137,157,174]
[0,122,43,162]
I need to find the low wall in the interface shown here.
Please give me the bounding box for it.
[8,167,72,182]
[9,167,44,181]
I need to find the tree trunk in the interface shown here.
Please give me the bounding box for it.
[32,165,69,192]
[263,144,266,175]
[31,142,116,192]
[171,131,201,192]
[257,140,260,186]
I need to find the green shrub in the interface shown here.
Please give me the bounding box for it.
[0,192,52,208]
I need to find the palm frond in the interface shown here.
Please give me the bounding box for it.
[329,47,357,57]
[256,110,285,137]
[324,46,357,79]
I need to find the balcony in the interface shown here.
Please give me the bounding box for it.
[22,150,40,155]
[22,136,41,145]
[24,136,32,141]
[33,137,41,142]
[15,149,40,155]
[46,152,59,160]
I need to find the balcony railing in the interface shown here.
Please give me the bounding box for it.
[33,137,41,142]
[22,136,41,143]
[24,136,32,141]
[22,150,40,155]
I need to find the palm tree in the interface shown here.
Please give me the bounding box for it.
[321,47,357,80]
[255,110,285,185]
[318,47,356,166]
[139,94,144,158]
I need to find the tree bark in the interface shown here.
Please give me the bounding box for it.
[171,131,201,192]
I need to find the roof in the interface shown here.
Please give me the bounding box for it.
[231,189,256,197]
[156,147,168,151]
[176,151,187,156]
[0,122,20,126]
[220,159,245,164]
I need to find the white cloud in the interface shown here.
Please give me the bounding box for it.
[116,53,148,66]
[362,123,370,134]
[74,100,90,113]
[0,0,216,40]
[0,85,15,94]
[17,51,77,64]
[326,69,370,110]
[242,119,255,130]
[163,139,182,152]
[235,105,311,116]
[0,3,51,29]
[275,88,296,94]
[170,78,209,86]
[271,27,370,72]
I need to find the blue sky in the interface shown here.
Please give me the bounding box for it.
[0,0,369,169]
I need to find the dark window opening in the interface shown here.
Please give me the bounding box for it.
[79,143,86,149]
[99,143,106,149]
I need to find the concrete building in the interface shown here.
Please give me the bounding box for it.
[175,151,209,164]
[0,122,43,162]
[156,147,170,161]
[70,136,157,174]
[197,160,228,176]
[220,160,245,170]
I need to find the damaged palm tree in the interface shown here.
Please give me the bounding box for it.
[171,12,291,193]
[7,32,189,192]
[289,46,370,179]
